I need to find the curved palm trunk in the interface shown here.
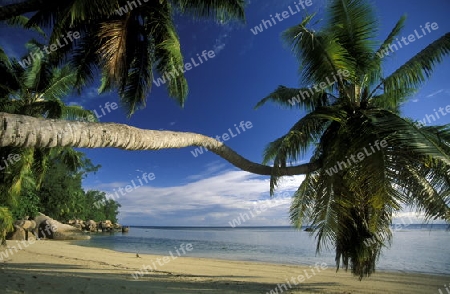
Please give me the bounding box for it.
[0,112,320,176]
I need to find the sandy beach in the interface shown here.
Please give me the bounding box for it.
[0,240,447,294]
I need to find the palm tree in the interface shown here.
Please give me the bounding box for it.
[255,0,450,279]
[1,1,447,279]
[0,1,322,244]
[0,111,319,176]
[0,1,315,175]
[0,0,246,115]
[1,41,95,189]
[0,43,95,243]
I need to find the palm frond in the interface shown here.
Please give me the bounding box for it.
[56,148,85,172]
[382,33,450,103]
[0,46,9,65]
[5,15,46,36]
[375,14,407,57]
[96,18,129,88]
[0,0,44,22]
[282,13,355,88]
[366,109,450,165]
[151,1,188,107]
[117,31,154,116]
[70,30,100,91]
[18,100,63,118]
[264,106,345,194]
[40,65,77,101]
[255,86,330,111]
[327,0,378,73]
[170,0,245,23]
[369,88,417,112]
[290,172,320,228]
[61,105,98,122]
[401,163,449,221]
[68,0,119,24]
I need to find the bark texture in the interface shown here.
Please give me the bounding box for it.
[0,113,320,176]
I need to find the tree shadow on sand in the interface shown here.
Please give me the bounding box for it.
[1,262,340,294]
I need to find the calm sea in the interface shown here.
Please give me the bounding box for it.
[73,225,450,275]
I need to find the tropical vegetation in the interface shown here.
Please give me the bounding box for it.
[0,0,449,280]
[0,0,246,244]
[0,0,246,115]
[255,0,450,278]
[0,36,120,242]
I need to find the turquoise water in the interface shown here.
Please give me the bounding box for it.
[74,225,450,275]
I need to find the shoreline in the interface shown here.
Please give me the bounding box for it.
[1,240,448,293]
[73,240,450,277]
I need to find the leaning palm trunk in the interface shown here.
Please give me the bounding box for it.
[0,113,319,176]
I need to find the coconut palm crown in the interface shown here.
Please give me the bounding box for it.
[0,0,245,115]
[256,0,450,279]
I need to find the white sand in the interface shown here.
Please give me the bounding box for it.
[0,240,447,293]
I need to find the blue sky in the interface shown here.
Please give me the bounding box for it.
[1,0,450,226]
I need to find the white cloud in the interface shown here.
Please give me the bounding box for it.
[185,160,228,181]
[426,89,444,98]
[392,210,447,225]
[89,167,445,227]
[213,25,234,55]
[93,167,304,226]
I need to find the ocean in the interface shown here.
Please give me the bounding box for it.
[73,225,450,275]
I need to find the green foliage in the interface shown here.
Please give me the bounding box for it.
[84,190,107,221]
[10,191,40,220]
[0,0,246,115]
[0,206,14,245]
[258,0,450,279]
[170,0,246,23]
[0,44,118,226]
[85,191,121,224]
[36,154,118,223]
[38,160,85,221]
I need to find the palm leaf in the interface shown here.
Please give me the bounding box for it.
[282,13,355,88]
[327,0,378,73]
[255,86,330,111]
[5,15,46,36]
[96,18,129,88]
[382,33,450,104]
[117,31,154,115]
[61,105,99,122]
[365,109,450,165]
[70,30,100,91]
[170,0,245,23]
[264,106,345,194]
[151,1,188,107]
[40,66,77,101]
[375,15,407,57]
